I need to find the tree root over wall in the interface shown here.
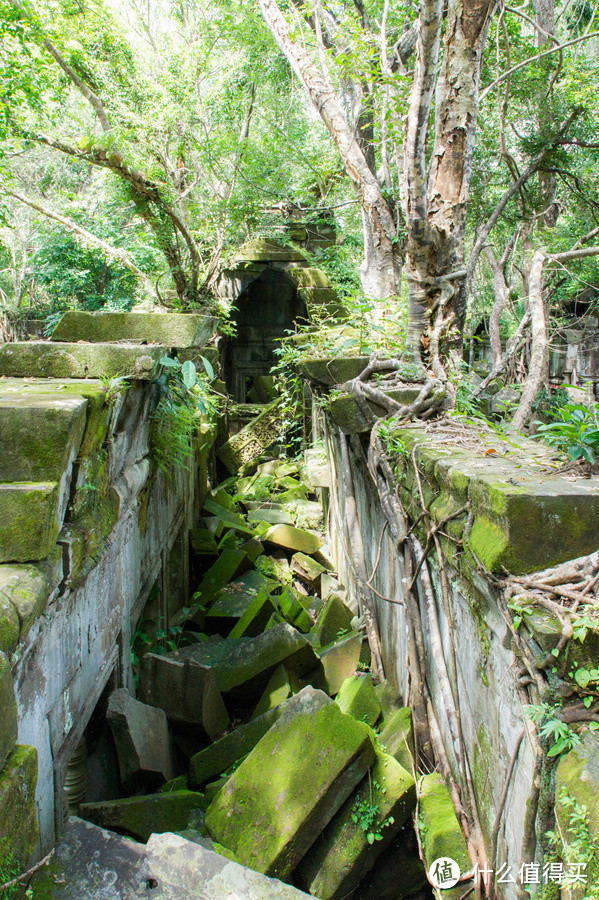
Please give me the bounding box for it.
[319,351,599,900]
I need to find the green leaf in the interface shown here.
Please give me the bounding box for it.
[159,356,179,368]
[200,355,215,380]
[181,360,198,389]
[575,668,591,689]
[584,696,593,708]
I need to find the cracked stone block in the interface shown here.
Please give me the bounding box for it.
[107,689,177,791]
[205,702,376,879]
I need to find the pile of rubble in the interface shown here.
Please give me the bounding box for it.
[31,460,467,899]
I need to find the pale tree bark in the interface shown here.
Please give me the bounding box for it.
[258,0,403,302]
[510,239,599,430]
[404,0,497,360]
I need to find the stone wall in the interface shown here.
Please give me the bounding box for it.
[311,396,599,899]
[0,312,217,868]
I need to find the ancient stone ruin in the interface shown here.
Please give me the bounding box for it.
[0,261,598,899]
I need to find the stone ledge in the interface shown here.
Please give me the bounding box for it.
[51,311,218,346]
[0,342,164,379]
[389,423,599,574]
[0,482,60,564]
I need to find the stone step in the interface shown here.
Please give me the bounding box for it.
[51,310,218,346]
[0,482,60,563]
[0,341,164,379]
[0,391,87,483]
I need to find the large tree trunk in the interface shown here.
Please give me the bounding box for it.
[404,0,496,360]
[258,0,403,301]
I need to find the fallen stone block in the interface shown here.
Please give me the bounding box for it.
[374,681,403,718]
[160,774,189,792]
[335,673,381,728]
[296,748,416,899]
[189,528,218,556]
[51,311,218,346]
[297,356,371,388]
[107,689,177,791]
[329,387,422,434]
[171,622,319,706]
[79,791,208,843]
[228,589,277,638]
[0,481,60,563]
[206,569,274,632]
[0,651,17,770]
[320,573,344,601]
[306,632,363,696]
[138,653,229,740]
[0,591,19,656]
[276,586,313,633]
[291,552,326,588]
[189,688,331,788]
[419,773,472,900]
[0,745,39,872]
[312,594,354,646]
[205,702,376,879]
[250,664,300,719]
[263,524,324,555]
[248,507,295,526]
[378,707,415,774]
[218,399,283,474]
[25,816,149,899]
[0,341,163,379]
[292,499,324,531]
[146,832,313,898]
[303,447,331,487]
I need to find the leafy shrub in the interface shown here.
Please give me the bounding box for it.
[537,402,599,463]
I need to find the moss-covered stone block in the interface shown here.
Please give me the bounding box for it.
[336,674,381,728]
[79,791,208,843]
[296,749,416,899]
[419,773,471,900]
[0,392,87,483]
[263,524,323,555]
[250,664,299,719]
[171,623,319,707]
[205,702,376,878]
[297,357,371,388]
[328,387,422,434]
[231,239,308,263]
[307,632,363,696]
[378,707,415,774]
[190,687,331,788]
[227,590,277,639]
[313,594,354,646]
[0,564,50,641]
[0,482,60,563]
[0,652,17,770]
[218,399,283,474]
[0,745,38,872]
[556,731,599,848]
[0,594,19,657]
[51,311,218,346]
[0,341,163,379]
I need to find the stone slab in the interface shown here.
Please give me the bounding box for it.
[145,832,313,899]
[0,481,60,563]
[0,392,87,483]
[189,686,331,788]
[0,563,50,642]
[263,524,324,555]
[298,357,371,388]
[205,702,376,878]
[0,341,164,379]
[218,399,283,473]
[0,744,38,871]
[79,791,208,843]
[379,706,415,774]
[313,594,354,646]
[107,689,177,790]
[51,311,218,346]
[296,749,416,899]
[171,622,319,706]
[335,673,381,728]
[306,632,363,696]
[328,387,422,434]
[138,654,230,739]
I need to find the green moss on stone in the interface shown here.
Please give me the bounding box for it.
[0,653,17,770]
[79,791,208,843]
[0,482,60,564]
[0,745,39,872]
[336,673,381,728]
[205,702,376,879]
[419,773,471,891]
